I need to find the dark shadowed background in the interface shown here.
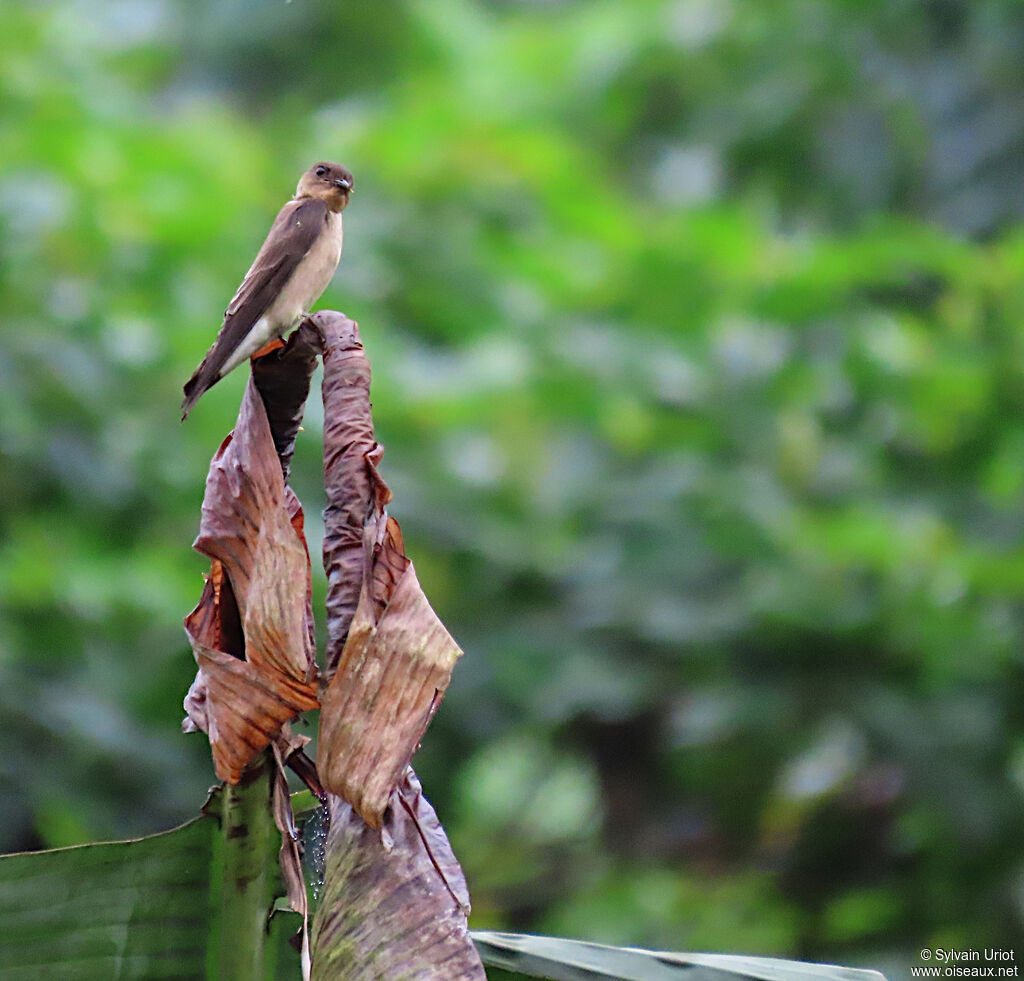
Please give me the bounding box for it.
[2,0,1023,973]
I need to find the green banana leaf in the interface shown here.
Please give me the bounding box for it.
[471,932,887,981]
[0,815,888,981]
[0,784,296,981]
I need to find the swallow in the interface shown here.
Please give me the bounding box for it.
[181,161,354,418]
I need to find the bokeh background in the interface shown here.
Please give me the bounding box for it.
[3,0,1024,973]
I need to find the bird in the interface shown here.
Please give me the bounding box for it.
[181,161,354,419]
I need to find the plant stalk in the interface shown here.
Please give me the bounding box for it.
[208,750,279,981]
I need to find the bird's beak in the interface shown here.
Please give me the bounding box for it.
[334,178,352,191]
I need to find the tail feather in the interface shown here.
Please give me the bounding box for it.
[181,316,286,419]
[180,356,223,420]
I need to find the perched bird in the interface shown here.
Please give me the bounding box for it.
[181,161,354,418]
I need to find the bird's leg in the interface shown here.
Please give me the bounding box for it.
[250,337,286,361]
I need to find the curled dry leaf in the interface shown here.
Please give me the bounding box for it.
[311,768,485,981]
[315,310,392,680]
[253,322,321,659]
[183,377,319,783]
[313,312,462,827]
[182,561,239,736]
[183,643,313,783]
[195,379,318,690]
[251,318,322,484]
[318,517,460,826]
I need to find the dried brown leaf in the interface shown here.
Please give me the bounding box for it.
[315,311,392,679]
[285,486,317,682]
[194,378,318,693]
[182,559,245,736]
[274,721,324,799]
[183,376,319,780]
[311,768,484,981]
[313,312,462,826]
[251,318,323,483]
[185,643,314,784]
[183,560,244,658]
[318,517,462,827]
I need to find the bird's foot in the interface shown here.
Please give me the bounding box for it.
[250,337,286,361]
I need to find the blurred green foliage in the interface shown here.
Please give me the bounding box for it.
[2,0,1023,973]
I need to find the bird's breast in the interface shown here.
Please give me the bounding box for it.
[266,211,344,327]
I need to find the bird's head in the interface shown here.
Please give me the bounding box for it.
[296,161,354,212]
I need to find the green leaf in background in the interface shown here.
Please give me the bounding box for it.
[0,814,214,980]
[472,932,886,981]
[0,781,300,981]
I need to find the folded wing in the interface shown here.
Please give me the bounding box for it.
[181,198,329,418]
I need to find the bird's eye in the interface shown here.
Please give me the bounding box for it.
[315,166,327,177]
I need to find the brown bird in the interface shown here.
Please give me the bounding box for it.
[181,161,354,418]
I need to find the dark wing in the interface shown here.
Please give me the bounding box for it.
[181,197,328,418]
